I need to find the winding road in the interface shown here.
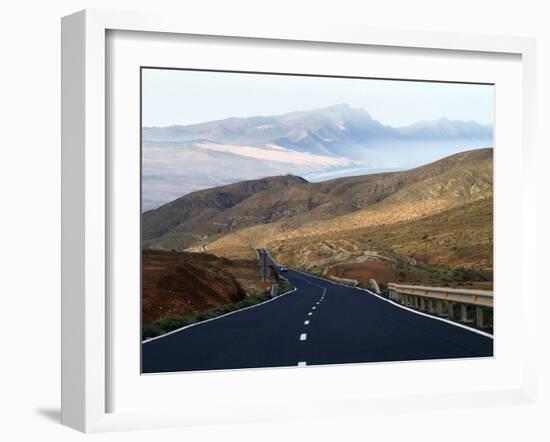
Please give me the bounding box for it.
[142,257,493,373]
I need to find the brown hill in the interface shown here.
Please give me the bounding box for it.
[142,174,308,249]
[143,148,493,287]
[144,148,493,253]
[142,250,275,324]
[269,196,493,281]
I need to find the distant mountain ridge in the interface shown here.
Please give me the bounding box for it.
[143,104,493,158]
[142,104,493,210]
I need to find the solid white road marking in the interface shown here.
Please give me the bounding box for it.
[298,361,307,367]
[304,320,310,325]
[291,268,494,339]
[143,286,299,344]
[300,333,307,341]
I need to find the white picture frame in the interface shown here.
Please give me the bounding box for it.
[61,9,537,433]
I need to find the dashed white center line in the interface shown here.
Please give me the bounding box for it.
[316,302,320,305]
[298,361,307,367]
[308,312,313,316]
[304,320,310,325]
[300,333,307,341]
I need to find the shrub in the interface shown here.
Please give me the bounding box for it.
[142,292,276,339]
[142,323,164,340]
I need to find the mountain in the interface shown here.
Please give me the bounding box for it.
[142,105,493,210]
[143,148,493,280]
[397,117,493,140]
[142,174,308,249]
[143,104,387,156]
[143,104,492,158]
[141,140,356,211]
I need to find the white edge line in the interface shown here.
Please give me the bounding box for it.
[143,287,298,344]
[290,269,494,340]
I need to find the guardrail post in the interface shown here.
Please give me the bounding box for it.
[476,306,484,328]
[460,304,468,322]
[387,283,492,329]
[369,279,381,294]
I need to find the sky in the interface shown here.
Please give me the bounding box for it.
[142,68,494,128]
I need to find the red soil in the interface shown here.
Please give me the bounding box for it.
[325,261,397,286]
[142,250,275,324]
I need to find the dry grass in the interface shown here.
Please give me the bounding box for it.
[148,149,494,288]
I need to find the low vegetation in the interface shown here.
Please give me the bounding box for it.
[142,292,271,340]
[142,276,295,340]
[277,278,295,295]
[392,261,492,289]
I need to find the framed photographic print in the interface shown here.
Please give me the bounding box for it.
[61,9,538,432]
[140,67,495,375]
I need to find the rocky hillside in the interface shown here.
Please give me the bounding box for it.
[144,149,492,243]
[143,148,493,286]
[142,174,307,249]
[142,250,276,324]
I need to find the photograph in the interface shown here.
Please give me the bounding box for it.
[140,68,494,374]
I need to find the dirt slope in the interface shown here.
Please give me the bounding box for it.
[142,250,275,324]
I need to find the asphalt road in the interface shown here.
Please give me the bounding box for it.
[142,261,493,374]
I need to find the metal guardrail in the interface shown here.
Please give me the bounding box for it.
[387,283,493,306]
[387,283,493,329]
[369,279,381,294]
[329,276,358,286]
